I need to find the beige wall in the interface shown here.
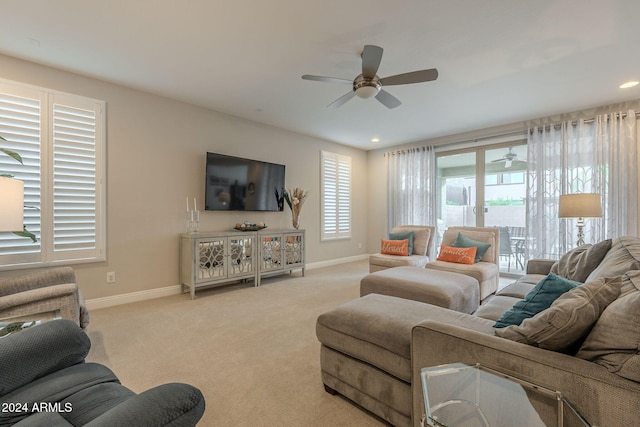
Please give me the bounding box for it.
[0,54,369,300]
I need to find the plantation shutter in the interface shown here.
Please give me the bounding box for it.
[0,86,43,265]
[321,151,351,240]
[0,80,105,268]
[51,95,103,261]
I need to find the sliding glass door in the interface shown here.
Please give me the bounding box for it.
[436,143,527,274]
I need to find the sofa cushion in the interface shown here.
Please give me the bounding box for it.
[496,276,543,299]
[451,232,491,263]
[494,273,580,328]
[586,236,640,282]
[436,245,476,265]
[426,260,497,284]
[473,295,521,321]
[369,253,429,270]
[389,231,414,255]
[576,273,640,382]
[381,239,409,256]
[495,276,621,352]
[550,239,612,282]
[316,294,494,383]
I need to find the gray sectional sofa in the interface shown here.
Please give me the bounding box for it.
[316,236,640,427]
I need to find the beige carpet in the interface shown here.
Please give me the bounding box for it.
[86,260,387,427]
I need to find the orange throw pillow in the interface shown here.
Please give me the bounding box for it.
[381,239,409,256]
[437,245,477,265]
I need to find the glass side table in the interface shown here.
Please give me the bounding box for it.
[420,363,591,427]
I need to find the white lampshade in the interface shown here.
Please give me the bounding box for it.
[0,177,24,232]
[558,193,602,218]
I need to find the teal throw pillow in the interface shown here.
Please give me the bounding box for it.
[494,273,581,328]
[452,232,491,263]
[389,231,414,255]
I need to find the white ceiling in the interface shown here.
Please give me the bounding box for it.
[2,1,639,150]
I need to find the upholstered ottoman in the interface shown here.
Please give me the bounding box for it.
[360,266,480,314]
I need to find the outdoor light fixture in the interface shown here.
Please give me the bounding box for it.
[558,193,602,246]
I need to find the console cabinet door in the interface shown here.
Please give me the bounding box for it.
[196,237,227,283]
[284,231,304,269]
[228,234,256,279]
[259,234,283,274]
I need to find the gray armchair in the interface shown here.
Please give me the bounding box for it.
[0,267,89,329]
[0,319,205,426]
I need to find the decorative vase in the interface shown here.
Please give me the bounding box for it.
[292,211,300,229]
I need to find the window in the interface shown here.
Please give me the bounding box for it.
[320,151,351,240]
[0,79,105,268]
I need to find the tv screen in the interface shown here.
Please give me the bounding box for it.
[205,152,286,211]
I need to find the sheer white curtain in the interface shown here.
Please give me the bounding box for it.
[386,146,436,229]
[526,110,637,257]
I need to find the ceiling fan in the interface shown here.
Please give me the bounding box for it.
[302,44,438,109]
[491,147,520,168]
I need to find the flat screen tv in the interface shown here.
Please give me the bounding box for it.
[205,152,286,211]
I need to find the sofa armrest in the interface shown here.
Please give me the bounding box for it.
[525,258,555,275]
[0,283,81,327]
[410,319,640,427]
[0,267,77,297]
[0,319,89,396]
[85,383,205,427]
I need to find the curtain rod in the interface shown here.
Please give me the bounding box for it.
[529,110,640,133]
[384,130,526,157]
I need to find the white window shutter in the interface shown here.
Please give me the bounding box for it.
[50,96,103,260]
[321,151,351,240]
[0,80,105,268]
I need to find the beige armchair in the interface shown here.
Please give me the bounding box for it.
[426,226,500,301]
[0,267,89,329]
[369,225,436,273]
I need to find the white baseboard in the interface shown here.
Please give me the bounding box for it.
[86,254,369,310]
[86,285,182,311]
[306,254,369,270]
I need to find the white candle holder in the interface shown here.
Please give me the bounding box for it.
[186,209,200,233]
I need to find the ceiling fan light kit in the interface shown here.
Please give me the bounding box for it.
[302,44,438,109]
[353,75,380,99]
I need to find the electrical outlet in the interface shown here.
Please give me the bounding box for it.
[358,242,363,249]
[106,272,116,284]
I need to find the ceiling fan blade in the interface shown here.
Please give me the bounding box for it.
[380,68,439,86]
[302,75,353,85]
[375,89,402,109]
[361,45,383,78]
[327,91,356,109]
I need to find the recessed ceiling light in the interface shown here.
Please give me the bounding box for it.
[371,137,380,143]
[619,81,639,89]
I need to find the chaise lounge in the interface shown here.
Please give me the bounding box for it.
[317,236,640,426]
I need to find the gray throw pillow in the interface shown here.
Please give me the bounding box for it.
[550,239,612,282]
[495,276,621,352]
[576,278,640,382]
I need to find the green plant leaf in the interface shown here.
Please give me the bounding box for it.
[13,227,37,243]
[0,147,23,164]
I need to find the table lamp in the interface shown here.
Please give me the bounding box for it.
[0,176,24,232]
[558,193,602,246]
